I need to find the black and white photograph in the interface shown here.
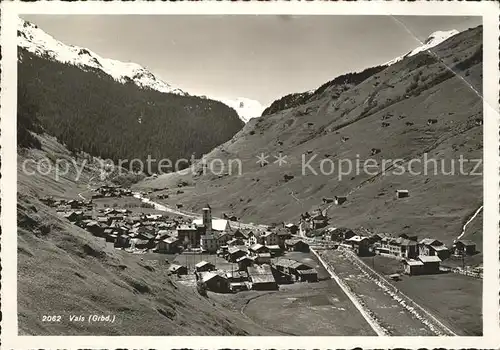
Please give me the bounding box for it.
[1,1,499,348]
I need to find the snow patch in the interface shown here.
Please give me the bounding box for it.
[211,97,265,123]
[384,29,460,66]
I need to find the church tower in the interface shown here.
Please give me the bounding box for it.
[202,204,212,233]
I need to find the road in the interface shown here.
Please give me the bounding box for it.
[132,192,268,232]
[298,221,388,335]
[77,176,95,200]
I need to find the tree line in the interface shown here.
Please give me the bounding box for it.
[17,48,244,173]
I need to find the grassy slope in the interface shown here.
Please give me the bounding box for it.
[359,255,482,335]
[136,26,483,247]
[17,136,273,335]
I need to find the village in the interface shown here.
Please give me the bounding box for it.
[40,184,321,294]
[41,183,482,298]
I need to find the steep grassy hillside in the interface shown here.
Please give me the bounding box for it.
[17,136,272,335]
[18,48,243,172]
[137,26,483,246]
[262,65,387,117]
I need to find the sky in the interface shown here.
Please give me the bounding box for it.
[23,15,481,107]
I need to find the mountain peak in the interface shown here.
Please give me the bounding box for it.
[385,29,459,66]
[424,30,460,45]
[17,17,186,95]
[211,96,265,123]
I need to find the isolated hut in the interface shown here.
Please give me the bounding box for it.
[396,190,409,198]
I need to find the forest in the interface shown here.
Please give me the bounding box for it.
[18,48,244,172]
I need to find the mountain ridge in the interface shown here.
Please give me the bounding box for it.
[384,29,460,65]
[136,25,483,251]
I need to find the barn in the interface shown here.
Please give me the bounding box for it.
[247,265,278,290]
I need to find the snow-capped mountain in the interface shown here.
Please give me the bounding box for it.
[18,18,186,95]
[212,97,265,123]
[385,29,460,66]
[17,17,264,123]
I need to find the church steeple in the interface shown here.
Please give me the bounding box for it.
[202,204,212,233]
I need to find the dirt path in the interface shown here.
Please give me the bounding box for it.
[456,205,483,241]
[77,176,96,200]
[296,225,387,335]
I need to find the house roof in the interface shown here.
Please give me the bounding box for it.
[228,246,247,255]
[346,235,368,243]
[418,255,442,263]
[455,240,475,246]
[419,238,442,246]
[405,259,424,266]
[284,223,297,228]
[177,224,197,231]
[430,245,449,251]
[132,239,149,245]
[163,237,179,244]
[169,264,185,272]
[285,239,308,246]
[236,255,254,262]
[201,271,226,283]
[370,232,390,239]
[330,227,354,235]
[195,260,214,268]
[297,268,318,275]
[395,237,417,246]
[229,282,248,288]
[146,214,163,220]
[139,232,155,240]
[262,231,276,238]
[249,243,265,251]
[274,258,311,270]
[158,229,176,236]
[266,245,281,250]
[201,234,219,240]
[247,265,275,283]
[225,270,248,279]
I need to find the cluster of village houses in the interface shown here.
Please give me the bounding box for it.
[166,205,319,293]
[90,184,133,198]
[326,227,478,275]
[42,185,480,293]
[42,188,317,293]
[299,194,479,277]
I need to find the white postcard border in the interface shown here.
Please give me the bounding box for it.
[1,1,499,348]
